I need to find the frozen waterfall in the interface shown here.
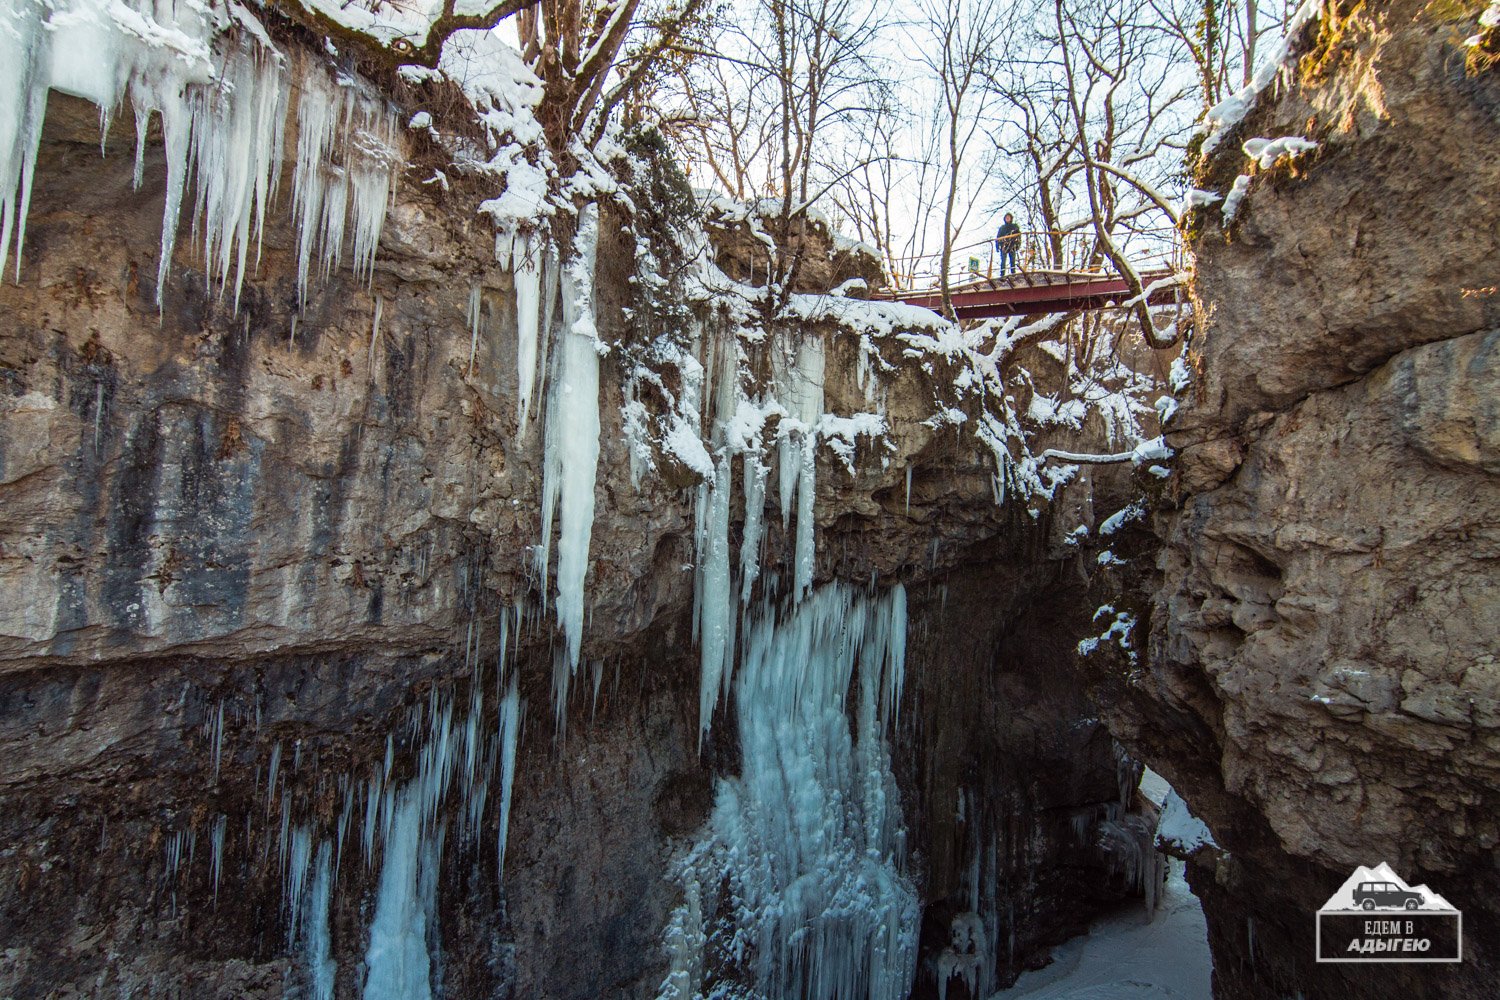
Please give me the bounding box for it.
[663,582,918,1000]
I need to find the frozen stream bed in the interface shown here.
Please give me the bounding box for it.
[991,860,1210,999]
[992,766,1212,999]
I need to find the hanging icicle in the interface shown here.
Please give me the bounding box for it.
[0,0,398,310]
[539,205,603,680]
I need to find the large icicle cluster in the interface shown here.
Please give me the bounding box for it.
[661,583,918,1000]
[290,69,400,307]
[677,320,895,741]
[357,667,522,1000]
[0,0,398,307]
[165,610,527,1000]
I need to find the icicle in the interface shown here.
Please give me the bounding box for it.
[131,105,150,191]
[165,830,183,884]
[691,478,708,647]
[466,283,482,376]
[266,741,282,813]
[793,438,817,597]
[511,232,542,430]
[886,583,907,722]
[539,242,559,398]
[337,781,355,871]
[210,814,226,901]
[905,466,913,515]
[496,675,521,875]
[693,327,748,737]
[186,38,288,310]
[304,841,337,1000]
[695,455,735,742]
[285,824,314,941]
[539,205,602,673]
[368,294,383,376]
[292,68,398,308]
[739,452,766,604]
[363,794,441,1000]
[768,336,825,597]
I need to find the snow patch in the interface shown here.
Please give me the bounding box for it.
[1155,790,1218,854]
[1242,135,1318,168]
[1221,174,1252,224]
[1200,0,1324,157]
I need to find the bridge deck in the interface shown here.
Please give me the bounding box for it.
[880,268,1178,320]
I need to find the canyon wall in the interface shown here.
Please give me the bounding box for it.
[1083,2,1500,997]
[0,75,1162,999]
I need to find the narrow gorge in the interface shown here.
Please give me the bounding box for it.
[0,1,1494,999]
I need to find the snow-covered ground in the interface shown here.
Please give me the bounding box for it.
[991,860,1210,1000]
[991,767,1211,1000]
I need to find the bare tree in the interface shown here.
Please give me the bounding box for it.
[985,44,1081,269]
[919,0,1013,318]
[826,93,949,286]
[286,0,709,165]
[1142,0,1287,114]
[656,0,889,308]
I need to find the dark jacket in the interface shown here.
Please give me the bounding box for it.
[995,221,1021,252]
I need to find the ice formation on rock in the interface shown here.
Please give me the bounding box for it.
[0,0,397,308]
[662,583,918,1000]
[504,232,545,429]
[291,67,400,307]
[775,337,826,598]
[179,610,531,1000]
[683,323,863,738]
[540,205,603,684]
[935,912,986,1000]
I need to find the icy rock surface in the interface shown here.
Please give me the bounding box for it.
[259,614,526,1000]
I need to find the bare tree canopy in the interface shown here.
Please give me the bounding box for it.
[281,0,1294,341]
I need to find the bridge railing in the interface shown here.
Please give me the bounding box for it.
[883,227,1183,292]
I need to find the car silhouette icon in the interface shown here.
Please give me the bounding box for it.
[1353,881,1425,910]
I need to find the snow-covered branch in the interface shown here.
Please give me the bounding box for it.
[289,0,536,68]
[1041,448,1134,464]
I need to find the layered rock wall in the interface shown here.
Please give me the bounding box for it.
[0,82,1162,999]
[1088,2,1500,996]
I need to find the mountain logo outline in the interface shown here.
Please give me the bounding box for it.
[1315,862,1462,963]
[1317,862,1458,914]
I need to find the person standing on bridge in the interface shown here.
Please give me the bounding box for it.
[995,213,1022,277]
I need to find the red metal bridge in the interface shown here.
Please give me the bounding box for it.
[875,230,1183,321]
[882,267,1180,320]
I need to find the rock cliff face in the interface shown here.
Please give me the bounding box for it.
[1086,2,1499,997]
[0,83,1160,997]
